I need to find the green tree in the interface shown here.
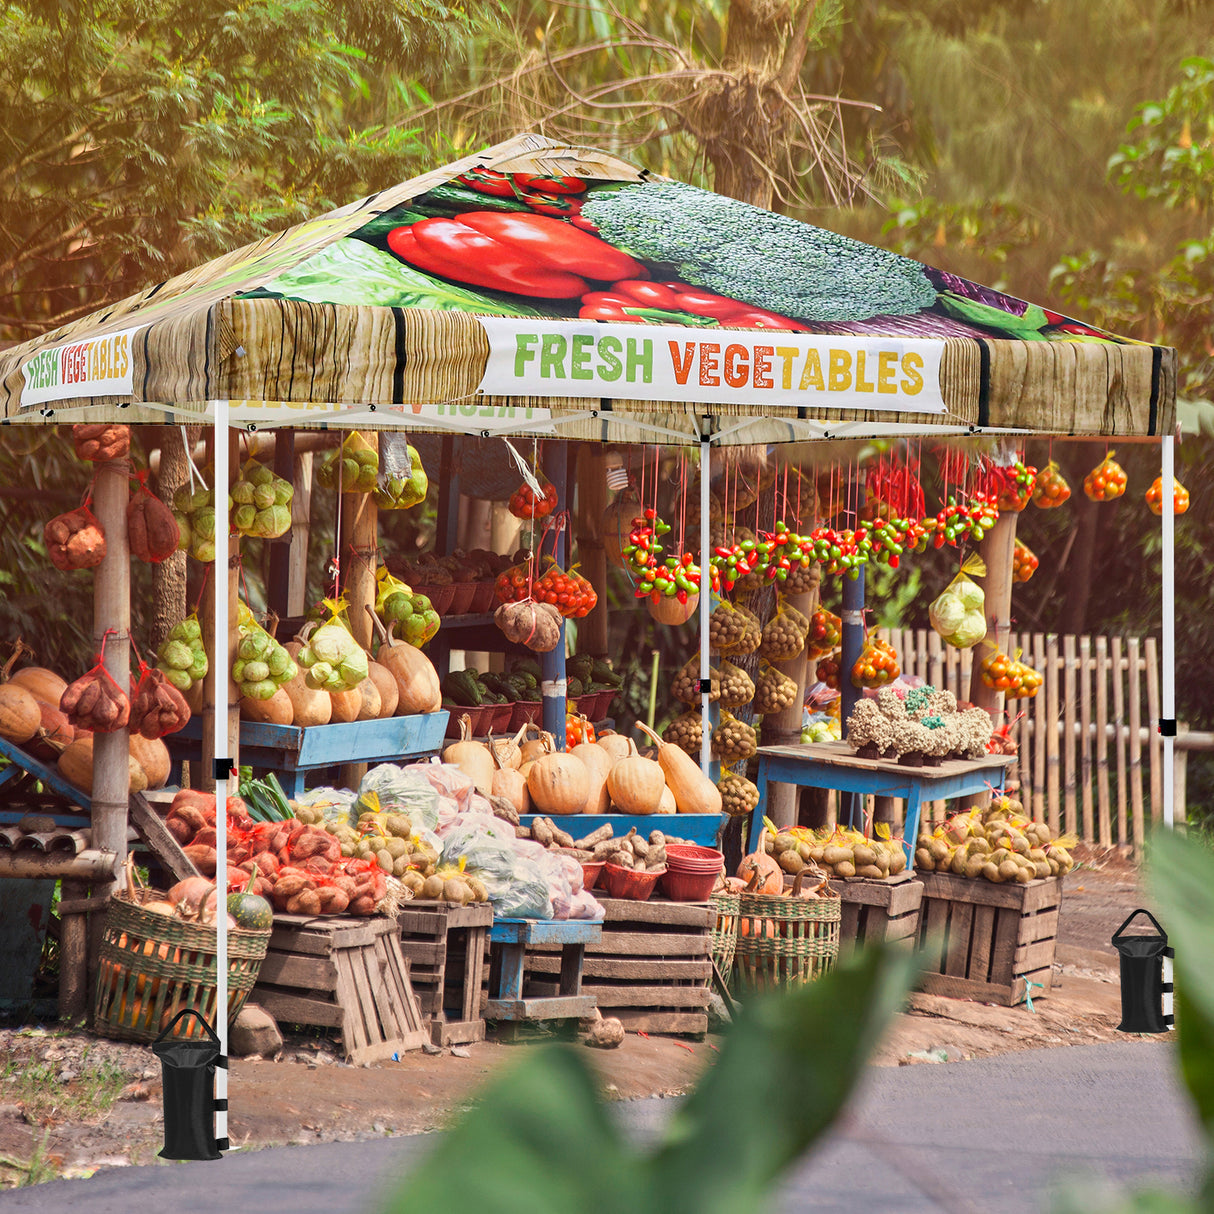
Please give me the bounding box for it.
[0,0,463,345]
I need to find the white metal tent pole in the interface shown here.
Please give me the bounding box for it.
[700,435,712,773]
[1161,434,1176,828]
[211,399,230,1149]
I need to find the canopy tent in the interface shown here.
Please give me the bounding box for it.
[0,133,1181,1145]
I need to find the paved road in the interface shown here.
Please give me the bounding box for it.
[0,1041,1201,1213]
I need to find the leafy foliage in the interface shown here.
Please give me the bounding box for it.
[381,943,915,1214]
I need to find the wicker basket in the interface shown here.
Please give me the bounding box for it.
[93,890,270,1044]
[733,890,841,993]
[709,891,740,987]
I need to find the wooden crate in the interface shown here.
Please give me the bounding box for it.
[836,873,923,952]
[253,915,428,1065]
[397,901,493,1046]
[915,872,1063,1007]
[524,898,714,1037]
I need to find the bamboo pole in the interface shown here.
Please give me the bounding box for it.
[1095,635,1112,846]
[1045,633,1060,835]
[1112,636,1128,846]
[339,446,377,789]
[1032,632,1047,822]
[1145,636,1162,825]
[969,511,1017,724]
[90,446,131,929]
[1128,635,1144,854]
[1017,630,1034,797]
[1175,722,1188,824]
[1063,634,1077,836]
[1079,636,1094,843]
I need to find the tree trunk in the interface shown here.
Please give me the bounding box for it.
[148,425,198,650]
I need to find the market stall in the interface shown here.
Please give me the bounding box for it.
[0,133,1179,1101]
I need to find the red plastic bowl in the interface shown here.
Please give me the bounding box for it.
[490,702,514,733]
[600,863,664,901]
[665,844,726,872]
[415,584,456,615]
[468,581,497,615]
[660,868,719,902]
[509,700,543,730]
[444,705,491,738]
[581,861,604,891]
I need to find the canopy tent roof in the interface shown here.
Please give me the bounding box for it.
[0,134,1175,445]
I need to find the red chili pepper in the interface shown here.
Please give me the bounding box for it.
[570,215,600,233]
[518,191,583,217]
[725,308,806,331]
[386,212,644,299]
[512,173,587,195]
[609,280,682,310]
[455,168,517,197]
[659,282,749,320]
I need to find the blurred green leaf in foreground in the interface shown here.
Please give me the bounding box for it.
[381,944,915,1214]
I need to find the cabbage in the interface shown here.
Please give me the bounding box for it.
[232,504,257,533]
[267,646,294,678]
[338,647,369,687]
[929,591,966,636]
[161,640,193,671]
[953,576,985,612]
[304,661,334,690]
[231,481,255,506]
[950,611,987,649]
[242,660,270,683]
[310,623,354,665]
[243,678,278,700]
[239,631,271,662]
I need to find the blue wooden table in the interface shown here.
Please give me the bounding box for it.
[0,735,90,828]
[517,813,725,848]
[164,712,449,797]
[747,741,1014,862]
[486,917,602,1024]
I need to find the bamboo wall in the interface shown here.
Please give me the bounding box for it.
[878,628,1173,851]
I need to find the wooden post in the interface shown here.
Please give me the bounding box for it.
[969,510,1017,719]
[57,879,90,1021]
[1112,636,1128,847]
[1175,722,1189,825]
[340,434,378,789]
[1063,634,1077,837]
[765,586,816,830]
[1095,635,1112,846]
[90,449,130,878]
[1045,633,1060,835]
[1079,636,1094,844]
[1032,632,1047,822]
[1145,636,1162,825]
[267,430,313,621]
[1128,635,1144,855]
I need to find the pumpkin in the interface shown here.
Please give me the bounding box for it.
[606,755,666,815]
[527,750,590,815]
[9,666,68,706]
[26,701,76,760]
[228,883,273,931]
[489,737,530,815]
[737,829,783,895]
[0,683,41,745]
[571,741,611,815]
[129,734,170,789]
[487,724,528,772]
[657,785,677,815]
[518,726,556,766]
[329,686,362,723]
[376,621,442,714]
[57,734,148,794]
[240,688,293,725]
[365,659,399,718]
[594,731,637,766]
[635,722,723,815]
[353,675,382,721]
[443,714,494,796]
[280,641,331,727]
[647,591,700,626]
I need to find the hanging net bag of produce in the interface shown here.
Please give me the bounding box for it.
[753,661,797,716]
[317,433,378,494]
[807,609,842,659]
[157,612,209,691]
[719,763,761,818]
[850,634,901,689]
[712,711,758,763]
[60,630,130,733]
[127,472,181,563]
[129,635,191,738]
[373,434,428,510]
[295,600,368,693]
[236,603,298,700]
[718,660,756,709]
[230,458,293,539]
[760,601,809,662]
[929,555,987,649]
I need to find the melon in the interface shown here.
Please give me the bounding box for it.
[9,667,68,706]
[129,734,170,789]
[240,688,293,726]
[0,684,41,745]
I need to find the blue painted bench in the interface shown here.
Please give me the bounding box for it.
[486,917,602,1024]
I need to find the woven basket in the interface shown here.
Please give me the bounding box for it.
[93,890,270,1044]
[733,890,841,993]
[709,891,740,987]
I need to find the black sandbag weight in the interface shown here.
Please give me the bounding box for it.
[1111,908,1174,1034]
[151,1008,226,1161]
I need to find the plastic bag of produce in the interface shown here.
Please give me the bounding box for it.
[294,786,358,829]
[929,555,987,649]
[296,600,369,693]
[373,435,428,510]
[355,764,440,830]
[440,817,553,918]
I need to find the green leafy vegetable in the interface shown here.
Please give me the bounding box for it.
[246,237,546,316]
[936,291,1051,338]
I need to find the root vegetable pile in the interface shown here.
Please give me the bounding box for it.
[915,797,1074,882]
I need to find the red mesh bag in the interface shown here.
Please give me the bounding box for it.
[44,504,106,570]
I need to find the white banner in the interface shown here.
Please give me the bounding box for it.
[20,326,144,407]
[221,398,555,434]
[475,317,946,414]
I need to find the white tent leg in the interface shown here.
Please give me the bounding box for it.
[1161,434,1176,828]
[700,435,712,774]
[211,399,231,1148]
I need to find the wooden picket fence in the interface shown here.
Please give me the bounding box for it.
[879,628,1171,851]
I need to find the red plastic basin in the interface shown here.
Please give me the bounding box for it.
[600,863,664,902]
[660,868,719,902]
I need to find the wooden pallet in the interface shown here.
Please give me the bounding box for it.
[252,915,428,1065]
[835,873,923,952]
[397,901,492,1046]
[524,898,714,1037]
[915,872,1063,1007]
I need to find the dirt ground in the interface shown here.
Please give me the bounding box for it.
[0,846,1163,1185]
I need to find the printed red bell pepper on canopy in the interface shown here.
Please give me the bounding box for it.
[386,212,644,299]
[578,279,804,330]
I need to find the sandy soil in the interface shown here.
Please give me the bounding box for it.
[0,847,1159,1185]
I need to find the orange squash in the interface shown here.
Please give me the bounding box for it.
[736,829,783,895]
[9,666,68,706]
[0,683,40,745]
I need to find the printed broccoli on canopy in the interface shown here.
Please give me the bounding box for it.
[580,179,938,322]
